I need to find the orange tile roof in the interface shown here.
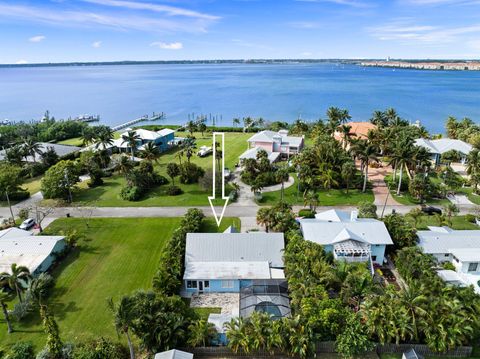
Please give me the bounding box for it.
[336,122,377,140]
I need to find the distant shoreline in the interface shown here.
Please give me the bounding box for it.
[361,60,480,71]
[0,58,479,69]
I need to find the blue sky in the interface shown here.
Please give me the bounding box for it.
[0,0,479,63]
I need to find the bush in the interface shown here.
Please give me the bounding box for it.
[466,214,477,223]
[72,338,129,359]
[18,208,29,221]
[442,261,456,271]
[41,160,80,200]
[1,190,30,202]
[120,186,142,201]
[179,163,205,184]
[358,202,378,219]
[156,175,169,186]
[166,185,183,196]
[298,209,315,218]
[6,342,35,359]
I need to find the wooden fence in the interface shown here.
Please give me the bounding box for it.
[185,342,473,358]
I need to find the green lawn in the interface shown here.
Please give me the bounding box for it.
[406,215,479,230]
[69,131,251,207]
[0,217,240,350]
[22,176,43,195]
[57,137,84,147]
[259,175,374,206]
[192,307,222,320]
[380,354,479,359]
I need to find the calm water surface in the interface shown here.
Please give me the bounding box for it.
[1,63,479,133]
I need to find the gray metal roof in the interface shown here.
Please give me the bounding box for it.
[418,228,480,255]
[154,350,193,359]
[0,142,80,162]
[239,147,280,163]
[247,130,303,147]
[300,211,393,246]
[185,233,284,268]
[415,138,472,155]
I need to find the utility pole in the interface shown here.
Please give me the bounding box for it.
[64,169,72,203]
[5,190,14,225]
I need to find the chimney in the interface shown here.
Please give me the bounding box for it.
[350,210,358,222]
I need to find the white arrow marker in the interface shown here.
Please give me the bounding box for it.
[208,132,229,227]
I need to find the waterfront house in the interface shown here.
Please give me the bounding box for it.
[414,138,472,166]
[240,130,304,161]
[0,228,65,275]
[110,128,175,153]
[334,121,377,148]
[183,232,285,295]
[299,209,393,265]
[418,226,480,293]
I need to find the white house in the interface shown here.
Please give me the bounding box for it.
[0,228,65,275]
[239,130,304,162]
[299,209,393,265]
[154,350,193,359]
[415,138,472,165]
[108,128,176,153]
[418,226,480,293]
[183,232,285,295]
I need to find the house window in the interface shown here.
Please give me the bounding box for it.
[445,254,450,257]
[186,281,197,289]
[371,256,377,262]
[221,280,234,289]
[204,281,210,289]
[468,263,479,272]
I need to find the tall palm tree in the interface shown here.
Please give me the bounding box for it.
[243,117,254,132]
[182,138,197,163]
[303,190,319,211]
[23,138,42,163]
[256,207,273,232]
[114,156,134,180]
[95,127,115,151]
[122,131,141,161]
[341,161,356,194]
[370,110,387,127]
[356,140,379,193]
[0,290,13,333]
[108,296,136,359]
[0,264,31,303]
[338,124,352,148]
[186,121,197,136]
[142,142,160,163]
[251,181,263,195]
[275,166,290,202]
[467,149,480,193]
[232,118,240,128]
[81,127,96,146]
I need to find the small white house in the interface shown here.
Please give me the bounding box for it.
[0,228,65,275]
[415,138,472,165]
[418,226,480,293]
[299,209,393,265]
[183,232,285,295]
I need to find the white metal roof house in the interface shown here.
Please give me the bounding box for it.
[183,232,285,295]
[239,130,304,163]
[418,226,480,293]
[415,138,472,165]
[0,143,80,163]
[0,228,65,275]
[299,209,393,265]
[154,350,193,359]
[107,128,176,153]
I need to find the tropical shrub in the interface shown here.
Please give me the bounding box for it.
[5,341,35,359]
[383,213,417,250]
[166,185,183,196]
[41,160,80,200]
[336,312,374,358]
[298,209,315,218]
[357,202,377,219]
[72,338,128,359]
[179,163,205,184]
[120,186,142,201]
[466,214,476,223]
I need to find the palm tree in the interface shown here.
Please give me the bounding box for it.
[198,123,207,137]
[142,142,160,163]
[443,203,459,226]
[399,284,427,341]
[95,127,114,151]
[23,138,42,163]
[275,166,290,202]
[81,127,96,146]
[166,162,180,186]
[319,166,339,191]
[467,149,480,193]
[338,125,352,148]
[122,131,141,161]
[108,296,136,359]
[182,138,197,163]
[370,110,387,127]
[250,181,263,195]
[243,117,254,132]
[186,121,197,136]
[0,264,31,303]
[341,161,356,194]
[187,319,217,347]
[257,207,273,232]
[356,140,379,193]
[408,208,424,228]
[233,118,240,128]
[114,156,134,179]
[303,190,319,211]
[0,290,13,333]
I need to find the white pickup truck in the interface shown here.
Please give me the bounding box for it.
[197,146,213,157]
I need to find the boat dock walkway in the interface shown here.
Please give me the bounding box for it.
[112,112,165,131]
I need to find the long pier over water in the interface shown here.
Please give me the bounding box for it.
[112,112,165,131]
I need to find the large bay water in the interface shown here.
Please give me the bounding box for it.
[1,62,479,133]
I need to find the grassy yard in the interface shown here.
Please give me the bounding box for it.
[57,137,84,147]
[259,175,374,206]
[405,215,479,230]
[69,131,251,207]
[0,216,240,350]
[22,175,43,195]
[380,354,480,359]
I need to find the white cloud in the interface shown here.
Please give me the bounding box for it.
[29,35,45,42]
[0,3,217,34]
[295,0,372,8]
[92,41,102,48]
[16,59,28,64]
[401,0,480,5]
[150,41,183,50]
[369,21,480,44]
[289,21,322,29]
[83,0,220,20]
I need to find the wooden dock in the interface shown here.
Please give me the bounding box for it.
[112,112,165,131]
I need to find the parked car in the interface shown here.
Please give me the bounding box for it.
[224,168,231,180]
[19,218,36,230]
[197,146,213,157]
[420,205,442,215]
